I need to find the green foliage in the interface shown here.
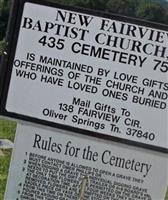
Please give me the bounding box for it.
[48,0,168,24]
[68,0,109,10]
[0,39,5,55]
[106,0,139,16]
[0,0,10,40]
[136,1,168,23]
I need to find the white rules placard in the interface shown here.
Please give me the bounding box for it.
[5,124,168,200]
[4,2,168,149]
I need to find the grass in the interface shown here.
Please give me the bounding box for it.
[166,188,168,200]
[0,149,12,200]
[0,119,168,200]
[0,119,16,142]
[0,119,16,200]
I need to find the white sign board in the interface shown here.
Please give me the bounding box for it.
[5,124,168,200]
[1,1,168,150]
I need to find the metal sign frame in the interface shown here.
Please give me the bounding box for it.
[0,0,168,153]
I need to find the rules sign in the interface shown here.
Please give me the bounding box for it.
[0,0,168,152]
[5,124,168,200]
